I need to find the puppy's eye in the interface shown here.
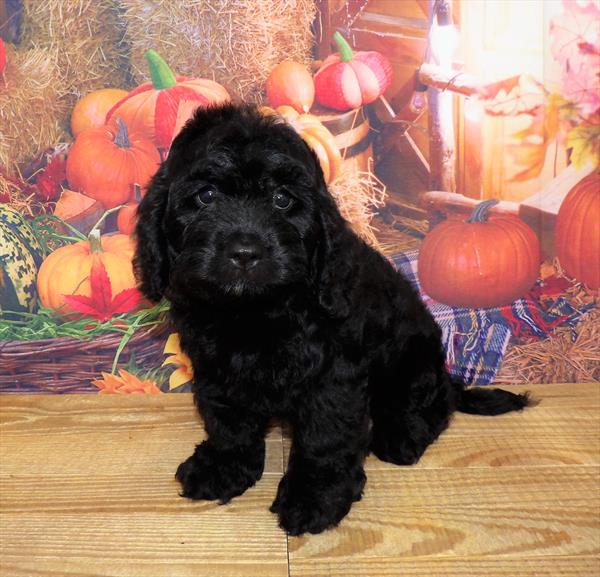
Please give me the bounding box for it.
[195,186,217,206]
[273,191,293,210]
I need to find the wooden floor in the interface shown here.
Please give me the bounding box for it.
[1,383,599,577]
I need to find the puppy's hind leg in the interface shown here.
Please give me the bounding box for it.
[369,335,456,466]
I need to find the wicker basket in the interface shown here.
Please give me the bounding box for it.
[0,323,169,394]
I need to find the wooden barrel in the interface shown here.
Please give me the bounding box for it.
[312,106,373,174]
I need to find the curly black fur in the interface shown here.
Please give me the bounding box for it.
[134,103,530,535]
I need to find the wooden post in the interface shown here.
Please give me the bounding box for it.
[427,0,456,193]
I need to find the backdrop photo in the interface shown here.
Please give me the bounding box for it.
[1,0,598,394]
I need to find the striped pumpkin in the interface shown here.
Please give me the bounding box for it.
[106,50,230,150]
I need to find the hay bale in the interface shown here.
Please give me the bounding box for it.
[0,45,67,174]
[119,0,316,102]
[20,0,129,106]
[329,165,387,249]
[496,299,599,385]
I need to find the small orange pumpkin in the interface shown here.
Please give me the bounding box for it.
[418,200,541,308]
[266,61,314,113]
[555,172,600,288]
[261,105,342,183]
[66,118,160,209]
[71,88,129,137]
[37,229,136,313]
[117,185,142,235]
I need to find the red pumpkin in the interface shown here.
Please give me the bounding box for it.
[314,32,392,112]
[66,118,160,209]
[106,50,230,149]
[418,200,541,308]
[555,172,600,289]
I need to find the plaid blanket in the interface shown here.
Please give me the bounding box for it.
[392,251,593,385]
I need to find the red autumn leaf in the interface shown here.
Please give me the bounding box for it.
[529,276,572,300]
[62,259,143,322]
[89,258,112,314]
[35,156,67,202]
[109,288,142,314]
[62,294,102,318]
[478,74,546,117]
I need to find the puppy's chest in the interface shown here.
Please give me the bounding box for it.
[211,314,326,392]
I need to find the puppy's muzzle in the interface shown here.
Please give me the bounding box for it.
[226,233,264,270]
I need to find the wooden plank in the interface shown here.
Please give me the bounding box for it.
[0,394,284,476]
[289,466,600,560]
[0,394,288,577]
[1,382,598,577]
[1,478,288,577]
[290,556,600,577]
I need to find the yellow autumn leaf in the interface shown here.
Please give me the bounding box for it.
[565,125,600,169]
[162,332,194,389]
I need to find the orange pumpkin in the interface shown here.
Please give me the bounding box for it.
[117,185,142,235]
[71,88,129,137]
[418,200,541,308]
[106,50,230,149]
[555,172,600,289]
[66,118,160,209]
[266,61,314,113]
[261,105,342,183]
[37,229,136,313]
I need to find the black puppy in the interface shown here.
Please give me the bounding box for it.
[134,103,530,535]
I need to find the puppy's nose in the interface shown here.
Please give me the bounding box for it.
[227,235,263,269]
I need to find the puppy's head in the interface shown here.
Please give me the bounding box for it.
[135,104,343,306]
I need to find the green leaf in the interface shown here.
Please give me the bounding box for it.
[565,124,600,169]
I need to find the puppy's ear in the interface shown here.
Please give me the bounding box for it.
[134,163,170,302]
[312,171,356,319]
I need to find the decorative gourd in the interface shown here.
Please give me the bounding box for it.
[0,205,44,315]
[106,49,230,149]
[117,185,142,235]
[37,229,136,313]
[66,118,160,209]
[261,105,342,183]
[266,61,314,113]
[418,200,541,308]
[71,88,129,137]
[555,172,600,288]
[314,32,393,112]
[53,189,105,235]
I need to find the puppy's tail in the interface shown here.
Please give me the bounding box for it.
[454,381,534,416]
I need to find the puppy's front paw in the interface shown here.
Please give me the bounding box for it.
[270,468,365,535]
[176,441,264,504]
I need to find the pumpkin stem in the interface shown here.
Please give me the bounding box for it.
[467,199,499,223]
[132,183,143,203]
[88,228,103,254]
[88,205,127,245]
[114,117,131,148]
[333,31,354,63]
[145,49,177,90]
